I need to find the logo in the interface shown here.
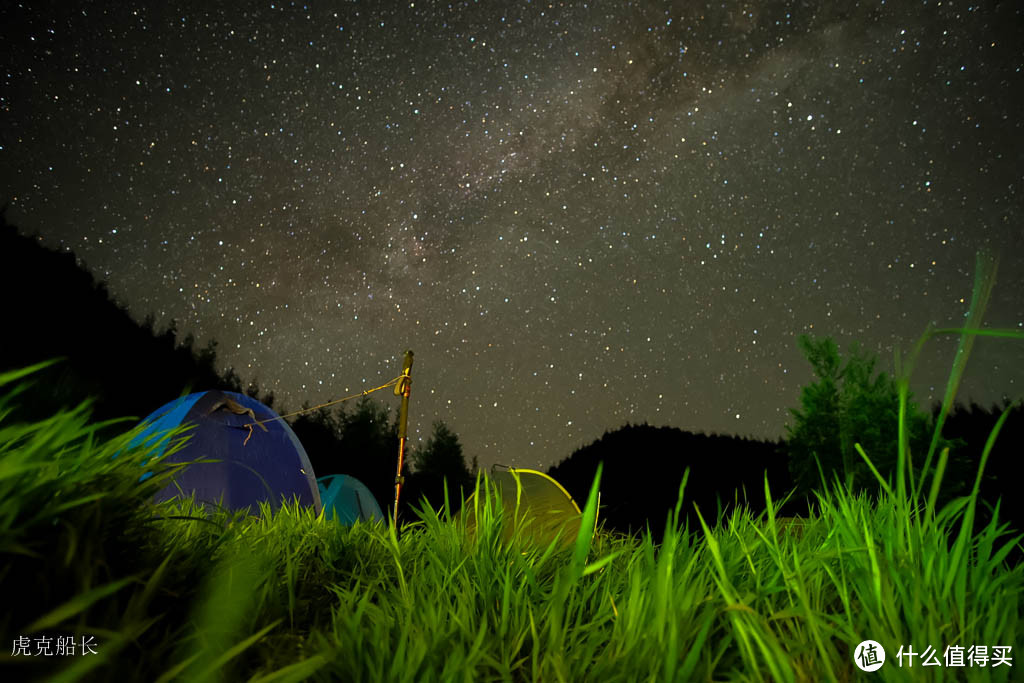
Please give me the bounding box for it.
[855,640,886,672]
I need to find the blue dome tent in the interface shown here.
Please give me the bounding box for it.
[133,390,321,515]
[318,474,384,525]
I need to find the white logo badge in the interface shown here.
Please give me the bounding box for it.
[855,640,886,671]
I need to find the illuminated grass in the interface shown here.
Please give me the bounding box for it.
[1,252,1022,682]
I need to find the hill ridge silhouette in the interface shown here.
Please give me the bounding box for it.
[548,421,797,542]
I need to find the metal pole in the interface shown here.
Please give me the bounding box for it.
[393,350,414,526]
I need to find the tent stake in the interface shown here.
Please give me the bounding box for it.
[392,350,414,526]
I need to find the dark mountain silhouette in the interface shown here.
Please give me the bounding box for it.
[548,423,797,543]
[552,407,1022,567]
[0,206,241,425]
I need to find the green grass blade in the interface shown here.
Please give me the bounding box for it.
[569,462,602,580]
[24,576,136,633]
[0,359,63,388]
[919,250,999,490]
[194,619,282,681]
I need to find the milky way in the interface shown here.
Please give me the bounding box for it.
[2,1,1022,469]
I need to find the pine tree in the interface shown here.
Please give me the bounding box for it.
[786,335,935,500]
[410,421,473,512]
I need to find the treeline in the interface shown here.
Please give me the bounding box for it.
[2,208,1021,558]
[0,208,235,424]
[288,400,475,523]
[0,208,471,521]
[550,337,1022,566]
[550,401,1021,542]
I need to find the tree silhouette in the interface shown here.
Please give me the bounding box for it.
[287,396,416,519]
[335,396,409,519]
[785,335,939,500]
[785,336,844,497]
[290,405,342,478]
[406,421,473,514]
[245,379,275,409]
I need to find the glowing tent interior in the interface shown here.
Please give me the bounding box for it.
[132,390,322,515]
[318,474,384,525]
[459,466,593,551]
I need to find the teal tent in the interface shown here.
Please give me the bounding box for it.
[318,474,384,525]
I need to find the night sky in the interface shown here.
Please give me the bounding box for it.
[2,1,1022,470]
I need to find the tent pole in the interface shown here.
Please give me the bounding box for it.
[392,350,414,527]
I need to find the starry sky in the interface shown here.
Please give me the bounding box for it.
[2,1,1022,470]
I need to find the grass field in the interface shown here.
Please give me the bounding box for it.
[1,254,1022,682]
[0,368,1020,682]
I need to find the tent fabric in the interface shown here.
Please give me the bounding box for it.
[133,390,321,515]
[318,474,384,525]
[461,467,587,551]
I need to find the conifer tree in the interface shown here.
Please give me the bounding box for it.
[786,335,935,500]
[410,421,473,512]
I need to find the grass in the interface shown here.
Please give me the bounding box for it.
[1,253,1022,682]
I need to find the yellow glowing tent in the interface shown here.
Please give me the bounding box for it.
[460,466,595,551]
